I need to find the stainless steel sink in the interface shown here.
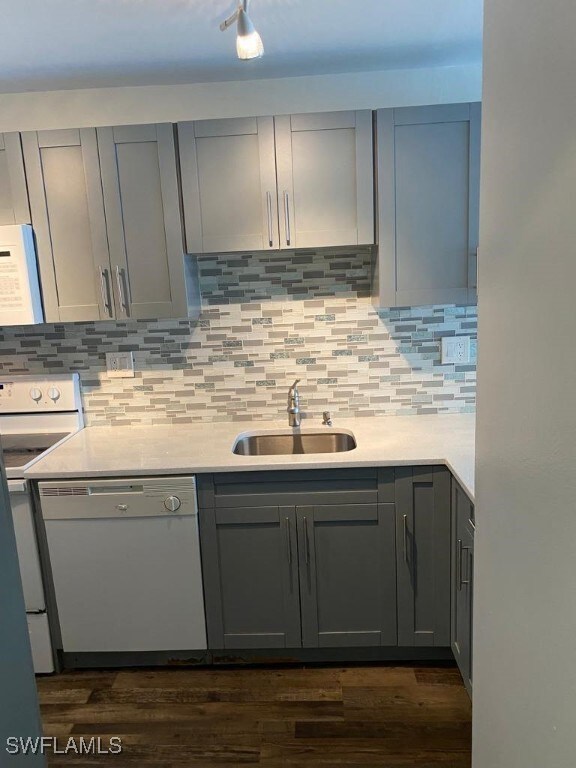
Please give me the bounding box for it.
[233,430,357,456]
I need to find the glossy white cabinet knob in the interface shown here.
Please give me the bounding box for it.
[164,496,181,512]
[29,387,42,402]
[48,387,61,402]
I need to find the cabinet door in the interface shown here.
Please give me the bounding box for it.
[22,128,113,322]
[396,466,451,646]
[275,111,374,249]
[0,132,30,225]
[199,505,301,649]
[98,124,189,319]
[375,103,481,308]
[296,503,397,648]
[451,481,474,695]
[178,117,279,253]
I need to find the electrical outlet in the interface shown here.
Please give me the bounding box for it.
[441,336,471,364]
[106,351,135,378]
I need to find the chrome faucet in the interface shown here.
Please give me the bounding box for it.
[287,379,301,427]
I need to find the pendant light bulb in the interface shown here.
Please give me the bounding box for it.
[236,6,264,60]
[220,0,264,61]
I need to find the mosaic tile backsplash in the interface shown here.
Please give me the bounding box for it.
[0,248,477,426]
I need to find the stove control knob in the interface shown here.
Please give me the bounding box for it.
[48,387,61,402]
[29,387,42,402]
[164,495,181,512]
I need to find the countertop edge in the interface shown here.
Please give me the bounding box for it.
[25,456,475,502]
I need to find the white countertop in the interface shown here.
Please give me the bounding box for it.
[24,414,476,500]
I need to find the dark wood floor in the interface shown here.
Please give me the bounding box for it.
[37,663,471,767]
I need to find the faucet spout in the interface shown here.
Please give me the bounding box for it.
[287,379,302,428]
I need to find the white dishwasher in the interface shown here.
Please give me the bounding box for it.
[39,476,207,653]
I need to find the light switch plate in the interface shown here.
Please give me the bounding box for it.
[441,336,471,364]
[106,351,135,378]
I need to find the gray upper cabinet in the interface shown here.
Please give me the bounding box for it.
[0,133,30,225]
[23,124,197,323]
[275,111,374,249]
[178,117,279,254]
[374,103,481,308]
[395,466,451,647]
[451,479,474,696]
[22,128,112,322]
[178,110,374,254]
[97,124,192,320]
[296,503,397,648]
[199,504,302,650]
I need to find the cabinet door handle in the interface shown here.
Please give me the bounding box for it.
[403,514,409,563]
[266,191,274,248]
[461,546,471,587]
[285,517,292,565]
[303,516,310,565]
[99,267,112,316]
[283,191,291,246]
[115,265,128,314]
[457,539,462,590]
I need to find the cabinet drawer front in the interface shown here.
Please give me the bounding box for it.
[200,469,395,508]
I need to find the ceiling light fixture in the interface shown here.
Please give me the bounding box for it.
[220,0,264,61]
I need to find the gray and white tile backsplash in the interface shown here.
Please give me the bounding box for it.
[0,248,477,426]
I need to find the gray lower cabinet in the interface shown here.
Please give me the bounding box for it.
[199,467,454,654]
[199,505,301,649]
[0,132,30,225]
[451,480,475,695]
[374,102,481,308]
[395,466,452,646]
[296,503,397,648]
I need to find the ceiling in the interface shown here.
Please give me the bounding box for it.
[0,0,483,93]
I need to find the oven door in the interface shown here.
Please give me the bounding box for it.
[8,479,46,612]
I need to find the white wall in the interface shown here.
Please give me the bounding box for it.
[0,64,481,132]
[474,1,576,766]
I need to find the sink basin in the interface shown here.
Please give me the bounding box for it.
[233,430,357,456]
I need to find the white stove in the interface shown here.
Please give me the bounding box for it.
[0,374,83,673]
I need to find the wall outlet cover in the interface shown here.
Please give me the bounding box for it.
[106,351,135,378]
[441,336,471,364]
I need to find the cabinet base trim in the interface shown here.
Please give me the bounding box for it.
[59,646,454,671]
[60,650,209,670]
[211,646,453,665]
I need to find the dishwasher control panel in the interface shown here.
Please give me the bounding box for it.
[39,476,198,521]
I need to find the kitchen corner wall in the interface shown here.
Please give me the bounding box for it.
[0,248,476,426]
